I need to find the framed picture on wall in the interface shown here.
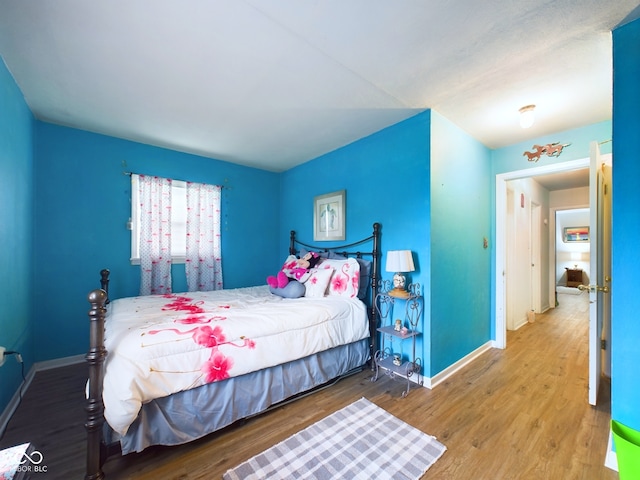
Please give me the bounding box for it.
[313,190,346,241]
[563,226,589,242]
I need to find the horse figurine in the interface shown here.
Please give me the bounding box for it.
[544,143,569,156]
[523,142,570,162]
[523,150,541,162]
[523,144,546,162]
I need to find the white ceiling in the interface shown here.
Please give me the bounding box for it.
[534,168,589,191]
[0,1,638,172]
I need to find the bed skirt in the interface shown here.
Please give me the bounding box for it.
[107,338,369,454]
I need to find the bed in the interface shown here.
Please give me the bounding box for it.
[84,223,381,479]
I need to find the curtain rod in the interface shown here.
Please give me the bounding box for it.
[123,171,225,189]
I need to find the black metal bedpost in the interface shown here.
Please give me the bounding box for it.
[85,288,108,480]
[100,269,110,304]
[289,230,296,255]
[370,222,381,368]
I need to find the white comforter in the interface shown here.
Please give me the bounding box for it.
[102,285,368,436]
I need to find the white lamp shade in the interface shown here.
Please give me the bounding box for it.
[385,250,415,273]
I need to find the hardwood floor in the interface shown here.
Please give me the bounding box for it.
[0,291,616,479]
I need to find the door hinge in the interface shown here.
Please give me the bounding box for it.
[601,339,607,350]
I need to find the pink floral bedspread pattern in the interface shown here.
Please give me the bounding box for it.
[102,285,367,436]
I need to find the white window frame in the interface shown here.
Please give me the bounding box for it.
[130,174,187,265]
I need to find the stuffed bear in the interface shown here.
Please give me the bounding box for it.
[267,251,321,289]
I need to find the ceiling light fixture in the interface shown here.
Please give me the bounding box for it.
[519,104,536,129]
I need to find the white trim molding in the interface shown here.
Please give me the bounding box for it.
[423,341,494,389]
[605,431,619,472]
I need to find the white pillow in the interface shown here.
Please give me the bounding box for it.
[304,267,334,297]
[319,258,360,298]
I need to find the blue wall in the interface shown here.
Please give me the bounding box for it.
[430,111,492,374]
[0,59,34,412]
[32,123,281,361]
[281,110,493,378]
[491,121,613,176]
[281,111,432,373]
[280,111,430,254]
[611,17,640,434]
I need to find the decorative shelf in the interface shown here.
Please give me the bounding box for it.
[371,281,423,398]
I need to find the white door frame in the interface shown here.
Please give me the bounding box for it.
[530,201,542,314]
[495,158,589,349]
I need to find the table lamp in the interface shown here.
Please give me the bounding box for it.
[386,250,415,298]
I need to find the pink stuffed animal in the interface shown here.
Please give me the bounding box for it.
[267,252,321,288]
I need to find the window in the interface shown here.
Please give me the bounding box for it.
[130,174,187,264]
[131,173,223,293]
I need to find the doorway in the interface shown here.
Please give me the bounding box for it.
[495,158,590,348]
[555,208,590,294]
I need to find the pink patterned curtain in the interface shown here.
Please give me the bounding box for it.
[139,175,172,295]
[185,182,223,291]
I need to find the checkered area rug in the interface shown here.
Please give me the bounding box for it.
[223,397,446,480]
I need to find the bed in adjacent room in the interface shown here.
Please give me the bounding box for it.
[84,223,381,479]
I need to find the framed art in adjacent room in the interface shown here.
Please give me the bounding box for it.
[563,226,589,242]
[314,190,345,241]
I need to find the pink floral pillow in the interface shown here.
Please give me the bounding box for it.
[319,258,360,298]
[304,267,334,297]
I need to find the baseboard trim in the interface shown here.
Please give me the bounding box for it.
[34,354,85,371]
[513,318,529,331]
[423,341,494,389]
[605,431,619,472]
[0,354,85,438]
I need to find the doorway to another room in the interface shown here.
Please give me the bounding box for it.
[496,146,612,408]
[495,157,589,349]
[555,208,590,305]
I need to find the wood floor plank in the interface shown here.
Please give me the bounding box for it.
[0,291,617,479]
